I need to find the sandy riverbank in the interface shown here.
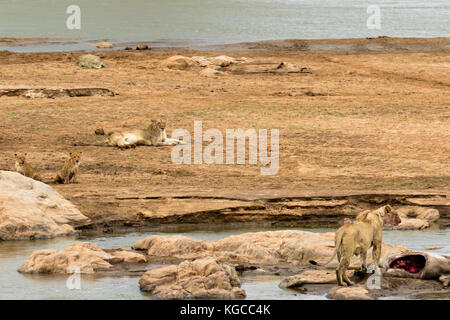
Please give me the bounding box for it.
[0,37,449,229]
[1,36,450,52]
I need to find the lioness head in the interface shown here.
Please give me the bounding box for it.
[379,205,393,217]
[14,153,27,165]
[158,119,167,131]
[149,118,167,136]
[382,205,402,226]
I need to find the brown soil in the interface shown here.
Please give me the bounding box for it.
[0,37,449,228]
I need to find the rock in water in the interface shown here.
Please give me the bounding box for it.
[327,286,372,300]
[77,54,105,69]
[0,171,90,240]
[107,249,147,264]
[19,243,147,274]
[279,270,348,288]
[139,257,246,299]
[19,242,112,274]
[191,56,212,67]
[424,246,443,250]
[95,42,114,49]
[132,230,409,267]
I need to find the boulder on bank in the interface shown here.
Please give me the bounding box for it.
[225,61,311,74]
[394,206,440,230]
[0,171,90,240]
[160,55,195,70]
[191,56,212,67]
[161,55,243,71]
[160,55,312,76]
[132,230,409,267]
[199,67,224,77]
[19,242,113,274]
[275,62,311,73]
[139,257,246,299]
[77,54,105,69]
[209,55,237,67]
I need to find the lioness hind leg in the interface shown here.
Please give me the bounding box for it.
[343,271,355,286]
[372,244,382,267]
[338,257,354,286]
[336,269,346,287]
[116,140,133,149]
[360,251,368,272]
[165,138,186,145]
[157,138,182,146]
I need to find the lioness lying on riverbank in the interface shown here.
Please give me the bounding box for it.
[102,119,184,148]
[310,205,393,286]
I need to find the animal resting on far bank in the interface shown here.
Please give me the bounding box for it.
[100,118,184,149]
[13,118,179,183]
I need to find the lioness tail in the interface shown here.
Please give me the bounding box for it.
[309,231,344,266]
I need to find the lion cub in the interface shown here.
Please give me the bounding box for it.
[14,153,42,181]
[54,152,82,184]
[104,119,183,148]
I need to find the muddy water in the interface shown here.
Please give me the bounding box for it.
[0,226,448,300]
[1,0,450,52]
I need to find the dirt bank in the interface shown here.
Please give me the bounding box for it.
[0,37,448,229]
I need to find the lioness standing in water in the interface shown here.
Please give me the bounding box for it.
[14,153,42,181]
[54,152,82,184]
[310,205,393,286]
[104,119,183,148]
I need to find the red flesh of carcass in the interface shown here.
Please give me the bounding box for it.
[389,255,425,274]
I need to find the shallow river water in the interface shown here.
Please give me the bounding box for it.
[1,0,449,52]
[0,226,448,300]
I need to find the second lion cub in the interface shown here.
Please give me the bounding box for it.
[54,152,82,184]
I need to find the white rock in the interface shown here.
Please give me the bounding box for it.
[0,171,90,240]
